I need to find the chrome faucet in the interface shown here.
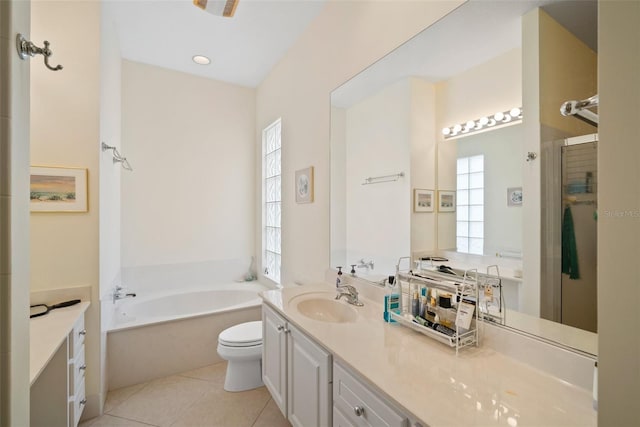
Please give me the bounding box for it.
[335,284,364,306]
[113,285,137,303]
[356,258,374,271]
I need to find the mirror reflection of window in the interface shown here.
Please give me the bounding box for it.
[456,155,484,255]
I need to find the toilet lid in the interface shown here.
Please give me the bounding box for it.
[219,321,263,347]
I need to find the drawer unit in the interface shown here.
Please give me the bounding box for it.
[68,314,87,427]
[333,362,408,427]
[68,346,86,395]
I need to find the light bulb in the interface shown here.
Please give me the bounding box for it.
[494,112,504,121]
[466,120,476,129]
[442,127,451,136]
[487,119,496,126]
[453,124,462,133]
[510,107,521,117]
[503,113,512,122]
[192,55,211,65]
[479,117,489,125]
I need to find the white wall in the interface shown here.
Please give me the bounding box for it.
[98,2,121,404]
[121,61,256,268]
[30,0,102,418]
[256,0,464,285]
[345,79,411,275]
[598,1,640,424]
[0,0,31,424]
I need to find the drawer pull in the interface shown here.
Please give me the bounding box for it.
[80,399,87,406]
[277,325,284,332]
[354,406,365,417]
[79,365,87,371]
[79,330,87,336]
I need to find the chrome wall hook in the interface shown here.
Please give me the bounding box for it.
[16,33,63,71]
[102,142,133,171]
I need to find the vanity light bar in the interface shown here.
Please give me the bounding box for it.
[442,107,523,139]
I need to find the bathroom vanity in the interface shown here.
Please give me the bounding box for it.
[30,301,90,427]
[261,283,595,427]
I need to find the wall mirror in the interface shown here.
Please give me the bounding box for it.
[330,0,598,355]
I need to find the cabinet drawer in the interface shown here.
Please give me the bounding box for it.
[68,315,86,358]
[68,380,86,427]
[68,346,86,395]
[333,362,408,427]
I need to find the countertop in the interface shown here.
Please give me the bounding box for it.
[30,301,90,385]
[261,284,596,427]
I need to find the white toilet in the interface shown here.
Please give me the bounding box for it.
[217,321,264,392]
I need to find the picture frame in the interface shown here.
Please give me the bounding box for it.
[30,166,88,212]
[413,189,434,213]
[295,166,314,204]
[507,187,523,207]
[438,190,456,212]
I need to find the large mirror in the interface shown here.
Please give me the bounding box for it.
[330,0,598,355]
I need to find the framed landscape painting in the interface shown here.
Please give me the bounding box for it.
[30,166,88,212]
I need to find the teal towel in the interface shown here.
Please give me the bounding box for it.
[562,206,580,279]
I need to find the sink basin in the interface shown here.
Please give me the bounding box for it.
[293,296,358,323]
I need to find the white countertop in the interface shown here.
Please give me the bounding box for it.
[30,301,90,385]
[261,284,596,427]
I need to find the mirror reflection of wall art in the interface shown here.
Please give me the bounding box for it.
[295,166,314,204]
[507,187,523,207]
[414,189,434,212]
[438,190,456,212]
[30,166,88,212]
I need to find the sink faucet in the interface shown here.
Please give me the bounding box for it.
[356,258,374,272]
[113,285,137,303]
[335,284,364,306]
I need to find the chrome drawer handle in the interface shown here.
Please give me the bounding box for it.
[80,399,87,406]
[79,365,87,371]
[79,330,86,336]
[277,325,284,332]
[354,406,365,417]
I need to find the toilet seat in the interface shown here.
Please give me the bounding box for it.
[218,321,263,348]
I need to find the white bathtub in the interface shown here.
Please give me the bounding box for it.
[107,282,271,390]
[110,282,267,331]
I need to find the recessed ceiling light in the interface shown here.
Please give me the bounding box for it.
[192,55,211,65]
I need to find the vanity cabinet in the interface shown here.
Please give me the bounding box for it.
[30,302,89,427]
[262,304,332,427]
[333,361,409,427]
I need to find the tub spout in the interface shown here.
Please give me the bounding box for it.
[113,286,137,303]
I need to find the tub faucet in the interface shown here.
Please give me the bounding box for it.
[113,285,137,303]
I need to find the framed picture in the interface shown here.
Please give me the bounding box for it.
[414,189,434,212]
[438,190,456,212]
[507,187,523,207]
[295,166,314,204]
[30,166,88,212]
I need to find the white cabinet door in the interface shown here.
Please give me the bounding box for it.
[287,323,332,427]
[262,305,288,416]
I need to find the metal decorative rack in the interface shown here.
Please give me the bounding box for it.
[391,267,480,355]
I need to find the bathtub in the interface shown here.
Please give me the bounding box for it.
[107,282,271,390]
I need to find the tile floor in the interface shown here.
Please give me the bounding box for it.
[80,361,291,427]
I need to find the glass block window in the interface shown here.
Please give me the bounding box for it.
[456,155,484,255]
[263,119,282,284]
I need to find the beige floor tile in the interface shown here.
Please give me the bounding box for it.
[82,414,158,426]
[178,361,227,385]
[170,386,271,427]
[252,399,291,427]
[105,382,148,413]
[108,375,211,427]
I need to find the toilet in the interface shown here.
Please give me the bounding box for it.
[217,321,264,392]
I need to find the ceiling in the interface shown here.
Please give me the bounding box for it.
[105,0,327,88]
[332,0,597,108]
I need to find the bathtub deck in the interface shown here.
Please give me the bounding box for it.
[80,361,290,427]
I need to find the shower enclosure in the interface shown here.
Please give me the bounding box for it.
[541,134,598,333]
